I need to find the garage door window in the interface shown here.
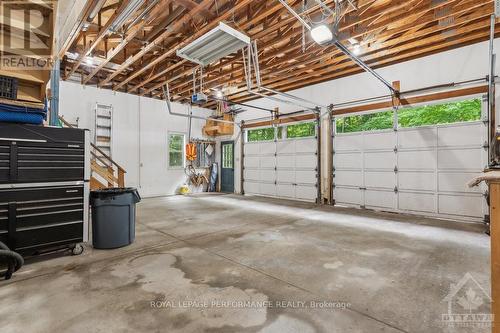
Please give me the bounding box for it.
[286,122,316,138]
[398,98,481,128]
[168,133,185,168]
[336,111,393,134]
[248,127,275,142]
[336,98,481,133]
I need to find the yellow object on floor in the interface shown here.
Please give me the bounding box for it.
[179,184,190,195]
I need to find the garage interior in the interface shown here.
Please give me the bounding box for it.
[1,0,500,332]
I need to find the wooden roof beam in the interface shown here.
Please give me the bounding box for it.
[110,0,255,91]
[65,0,135,80]
[157,0,476,98]
[215,22,498,106]
[97,0,219,88]
[82,0,176,84]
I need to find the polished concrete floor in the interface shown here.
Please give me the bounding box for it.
[0,194,491,333]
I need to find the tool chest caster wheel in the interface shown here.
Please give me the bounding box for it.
[72,244,84,256]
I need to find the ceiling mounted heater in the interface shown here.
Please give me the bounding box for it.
[176,22,250,66]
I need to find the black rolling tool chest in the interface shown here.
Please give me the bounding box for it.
[0,123,90,255]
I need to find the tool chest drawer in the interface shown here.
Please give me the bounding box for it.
[0,141,85,183]
[0,185,84,252]
[0,122,87,184]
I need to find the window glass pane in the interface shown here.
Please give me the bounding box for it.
[336,111,393,134]
[169,134,184,167]
[247,127,275,142]
[398,98,481,128]
[222,144,233,168]
[286,122,316,138]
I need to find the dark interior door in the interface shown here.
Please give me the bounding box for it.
[221,141,234,193]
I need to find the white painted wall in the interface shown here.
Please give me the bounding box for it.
[59,81,211,198]
[230,40,500,194]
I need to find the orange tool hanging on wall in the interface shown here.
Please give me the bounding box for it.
[186,142,197,161]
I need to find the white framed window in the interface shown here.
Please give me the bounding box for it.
[168,132,185,168]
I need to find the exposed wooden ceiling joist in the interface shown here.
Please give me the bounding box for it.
[61,0,497,110]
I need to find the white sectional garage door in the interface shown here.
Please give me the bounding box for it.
[275,138,318,201]
[242,140,277,197]
[334,121,488,222]
[244,133,318,202]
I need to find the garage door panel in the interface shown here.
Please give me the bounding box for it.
[277,170,294,183]
[296,138,317,153]
[261,156,277,168]
[399,171,435,191]
[260,183,277,196]
[276,184,294,198]
[438,194,484,217]
[365,190,396,210]
[438,122,484,147]
[438,172,483,193]
[244,143,260,155]
[277,155,294,168]
[398,150,436,170]
[296,185,317,201]
[295,170,316,184]
[364,151,395,169]
[363,131,394,150]
[336,170,363,187]
[296,155,317,169]
[244,169,259,181]
[399,191,436,213]
[260,170,275,182]
[438,148,483,170]
[276,141,294,154]
[365,171,395,189]
[334,187,362,205]
[335,134,362,151]
[260,142,276,154]
[398,128,437,149]
[335,152,362,169]
[245,156,260,168]
[244,181,260,194]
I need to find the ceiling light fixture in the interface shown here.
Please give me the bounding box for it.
[278,0,398,94]
[177,22,250,66]
[352,44,361,55]
[85,57,94,65]
[214,89,224,98]
[310,25,334,45]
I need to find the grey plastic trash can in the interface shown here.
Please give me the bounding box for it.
[90,188,141,249]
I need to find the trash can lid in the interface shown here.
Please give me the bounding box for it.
[90,187,141,202]
[91,187,136,195]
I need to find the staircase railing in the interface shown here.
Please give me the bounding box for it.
[59,116,126,189]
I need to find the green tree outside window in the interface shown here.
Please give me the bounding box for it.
[286,122,316,138]
[336,98,481,133]
[169,133,184,168]
[247,127,275,142]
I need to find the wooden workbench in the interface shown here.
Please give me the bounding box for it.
[470,170,500,332]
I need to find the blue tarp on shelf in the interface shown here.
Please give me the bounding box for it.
[0,101,47,124]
